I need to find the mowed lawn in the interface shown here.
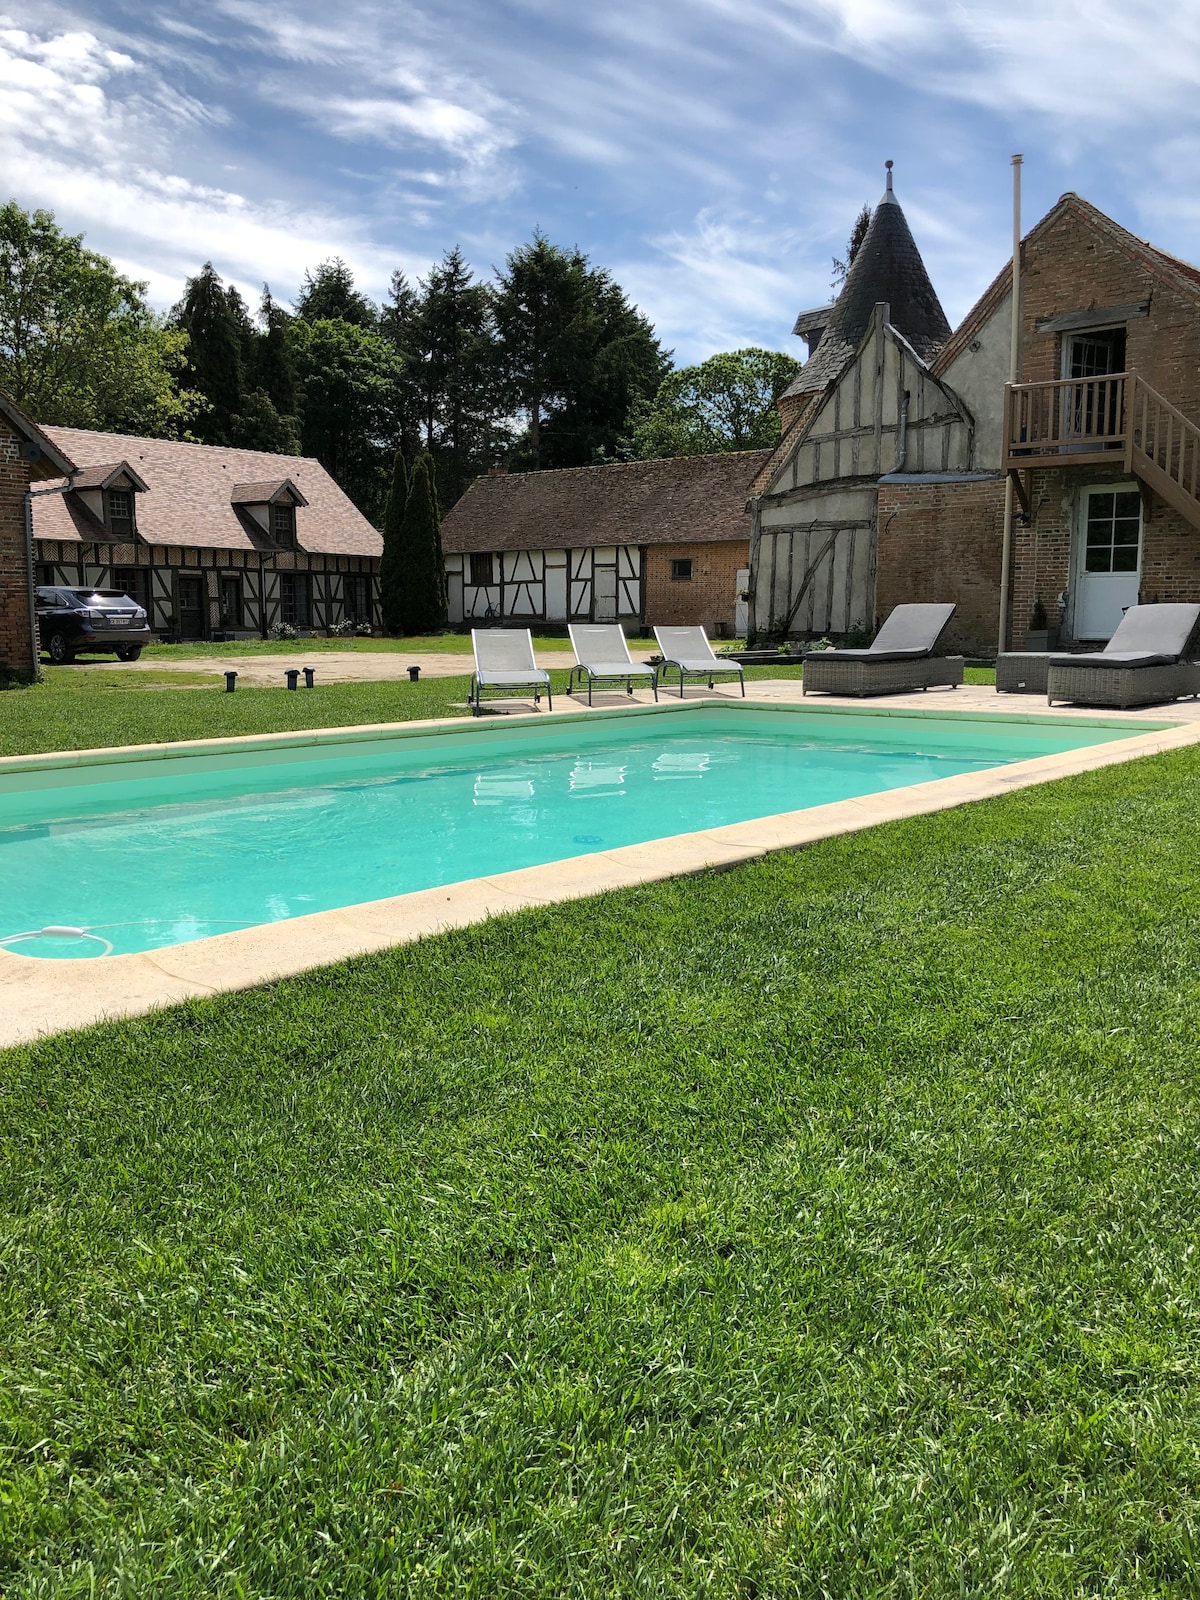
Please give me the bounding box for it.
[3,718,1200,1594]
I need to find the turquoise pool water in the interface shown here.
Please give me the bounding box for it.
[0,706,1145,959]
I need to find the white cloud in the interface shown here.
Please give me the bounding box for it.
[617,209,810,362]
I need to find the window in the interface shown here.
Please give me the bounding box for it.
[343,573,370,622]
[219,576,243,628]
[670,558,693,581]
[114,567,150,609]
[279,573,310,628]
[1065,328,1126,379]
[1084,489,1141,574]
[107,488,135,537]
[272,502,297,548]
[36,563,55,587]
[469,552,495,587]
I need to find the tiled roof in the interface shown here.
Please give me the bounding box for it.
[69,461,149,492]
[34,428,381,557]
[783,174,950,401]
[230,478,309,507]
[441,451,770,555]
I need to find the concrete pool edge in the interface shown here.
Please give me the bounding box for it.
[0,694,1181,778]
[2,701,1197,1048]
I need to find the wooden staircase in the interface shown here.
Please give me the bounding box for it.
[1003,372,1200,531]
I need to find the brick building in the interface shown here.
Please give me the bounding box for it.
[441,451,769,635]
[31,428,382,641]
[0,392,76,681]
[753,179,1200,656]
[927,193,1200,650]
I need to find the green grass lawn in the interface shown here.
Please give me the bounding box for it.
[3,739,1200,1594]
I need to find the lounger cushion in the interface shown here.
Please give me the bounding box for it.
[1105,603,1200,658]
[869,602,956,655]
[802,647,930,662]
[1048,651,1175,669]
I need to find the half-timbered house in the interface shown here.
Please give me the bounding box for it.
[442,451,769,635]
[31,428,381,640]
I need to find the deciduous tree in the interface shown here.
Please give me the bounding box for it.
[289,317,404,520]
[631,347,801,459]
[0,202,198,435]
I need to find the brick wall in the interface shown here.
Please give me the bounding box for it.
[1006,203,1200,644]
[1017,205,1200,410]
[0,415,35,679]
[644,539,748,634]
[877,477,1005,656]
[1011,466,1200,643]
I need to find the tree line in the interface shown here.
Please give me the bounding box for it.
[0,200,803,522]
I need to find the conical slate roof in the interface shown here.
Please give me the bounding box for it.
[784,165,951,398]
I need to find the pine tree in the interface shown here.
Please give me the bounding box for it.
[394,452,447,635]
[378,450,409,635]
[252,285,296,417]
[831,204,872,291]
[172,263,245,444]
[295,258,377,327]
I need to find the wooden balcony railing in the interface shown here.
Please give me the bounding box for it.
[1003,373,1128,466]
[1003,371,1200,531]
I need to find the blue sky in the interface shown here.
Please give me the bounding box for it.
[5,1,1200,365]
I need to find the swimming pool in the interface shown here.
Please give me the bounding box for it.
[0,704,1148,959]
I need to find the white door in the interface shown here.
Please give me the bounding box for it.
[1074,485,1141,640]
[735,568,749,636]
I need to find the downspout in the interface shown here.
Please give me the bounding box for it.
[997,153,1023,658]
[746,495,763,644]
[23,487,39,681]
[26,478,77,681]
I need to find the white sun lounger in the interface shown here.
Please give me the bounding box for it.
[653,626,745,698]
[470,629,552,716]
[567,624,658,705]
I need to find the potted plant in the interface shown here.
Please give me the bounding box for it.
[1024,599,1058,653]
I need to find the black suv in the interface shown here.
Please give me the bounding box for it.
[36,587,152,663]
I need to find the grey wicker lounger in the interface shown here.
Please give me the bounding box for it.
[1045,603,1200,709]
[469,628,552,716]
[567,624,658,705]
[801,603,963,697]
[653,627,745,698]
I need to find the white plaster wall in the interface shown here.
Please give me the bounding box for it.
[939,292,1011,470]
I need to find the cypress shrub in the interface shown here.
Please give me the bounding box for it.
[378,451,409,635]
[396,452,448,635]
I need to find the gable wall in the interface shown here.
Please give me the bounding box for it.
[766,313,973,506]
[751,310,974,638]
[1015,209,1200,408]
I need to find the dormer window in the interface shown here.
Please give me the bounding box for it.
[272,502,296,548]
[231,478,308,545]
[107,488,134,537]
